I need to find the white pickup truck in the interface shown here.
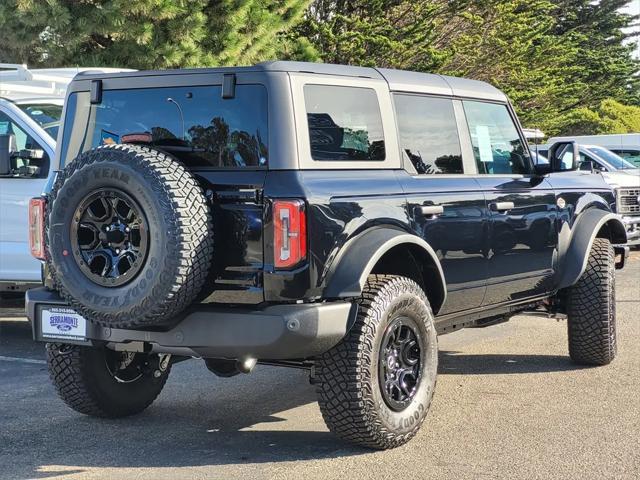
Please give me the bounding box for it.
[0,64,132,293]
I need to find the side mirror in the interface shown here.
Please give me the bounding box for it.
[548,141,579,172]
[0,134,16,175]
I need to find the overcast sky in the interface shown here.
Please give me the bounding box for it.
[622,0,640,58]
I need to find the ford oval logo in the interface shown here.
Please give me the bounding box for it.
[49,315,79,332]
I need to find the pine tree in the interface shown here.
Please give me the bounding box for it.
[0,0,314,69]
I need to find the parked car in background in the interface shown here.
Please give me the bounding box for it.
[532,143,639,246]
[548,134,640,167]
[0,64,133,294]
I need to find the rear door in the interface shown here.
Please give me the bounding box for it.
[394,94,489,315]
[460,100,558,305]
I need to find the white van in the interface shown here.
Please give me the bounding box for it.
[0,64,133,293]
[547,134,640,167]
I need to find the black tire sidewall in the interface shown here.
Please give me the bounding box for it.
[48,155,176,318]
[82,347,169,412]
[370,290,438,436]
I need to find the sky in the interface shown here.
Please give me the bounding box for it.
[622,0,640,59]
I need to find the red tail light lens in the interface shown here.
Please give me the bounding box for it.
[273,199,307,269]
[29,197,46,260]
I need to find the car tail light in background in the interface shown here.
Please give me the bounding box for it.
[29,198,46,260]
[273,199,307,269]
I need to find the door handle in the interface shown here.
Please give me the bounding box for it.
[419,205,444,217]
[490,201,515,212]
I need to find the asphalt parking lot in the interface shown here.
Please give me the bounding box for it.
[1,253,638,480]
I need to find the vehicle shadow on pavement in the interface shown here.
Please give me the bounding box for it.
[4,361,369,480]
[438,350,589,374]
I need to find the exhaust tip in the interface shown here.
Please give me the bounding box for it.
[237,356,257,374]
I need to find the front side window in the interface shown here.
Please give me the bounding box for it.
[0,110,49,177]
[463,101,531,175]
[394,94,463,174]
[61,84,268,169]
[304,85,385,161]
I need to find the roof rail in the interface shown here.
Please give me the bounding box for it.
[0,63,72,98]
[0,63,32,81]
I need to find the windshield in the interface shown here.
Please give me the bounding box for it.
[17,103,63,140]
[588,146,637,170]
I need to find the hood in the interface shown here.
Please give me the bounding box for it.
[602,171,640,188]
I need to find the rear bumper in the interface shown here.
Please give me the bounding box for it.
[621,215,640,246]
[26,288,355,360]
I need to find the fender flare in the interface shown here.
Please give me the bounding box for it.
[557,209,627,289]
[323,227,447,311]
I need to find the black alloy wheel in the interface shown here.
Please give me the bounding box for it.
[71,189,149,287]
[379,317,423,411]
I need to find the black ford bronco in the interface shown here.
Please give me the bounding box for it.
[25,61,628,449]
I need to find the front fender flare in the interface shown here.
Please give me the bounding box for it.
[557,209,626,289]
[323,228,446,310]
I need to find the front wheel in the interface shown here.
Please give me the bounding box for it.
[46,344,171,417]
[315,275,438,449]
[566,238,617,365]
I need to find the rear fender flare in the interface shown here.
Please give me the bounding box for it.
[323,227,446,312]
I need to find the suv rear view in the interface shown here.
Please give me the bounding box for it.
[27,62,627,450]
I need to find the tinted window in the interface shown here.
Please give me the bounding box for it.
[394,95,462,174]
[61,85,268,168]
[463,101,530,175]
[304,85,385,161]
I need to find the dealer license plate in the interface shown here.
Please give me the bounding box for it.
[41,307,87,341]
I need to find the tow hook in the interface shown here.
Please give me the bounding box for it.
[154,354,171,378]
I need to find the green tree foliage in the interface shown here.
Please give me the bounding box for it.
[555,99,640,135]
[0,0,637,136]
[0,0,312,68]
[294,0,640,136]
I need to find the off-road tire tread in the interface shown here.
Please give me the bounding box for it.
[46,144,213,328]
[46,343,169,418]
[567,238,617,365]
[315,274,437,449]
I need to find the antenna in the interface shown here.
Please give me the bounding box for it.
[166,97,185,141]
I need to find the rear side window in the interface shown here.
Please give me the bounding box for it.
[394,95,463,174]
[60,84,268,169]
[463,101,531,175]
[304,85,385,161]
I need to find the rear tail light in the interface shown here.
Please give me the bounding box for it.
[29,197,46,260]
[273,199,307,269]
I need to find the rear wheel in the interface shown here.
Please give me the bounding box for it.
[46,343,171,418]
[566,238,617,365]
[315,275,438,449]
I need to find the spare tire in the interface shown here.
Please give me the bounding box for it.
[46,144,213,329]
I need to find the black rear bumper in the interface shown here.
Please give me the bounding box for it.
[26,288,355,360]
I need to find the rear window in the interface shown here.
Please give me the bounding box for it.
[304,85,385,161]
[60,84,268,168]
